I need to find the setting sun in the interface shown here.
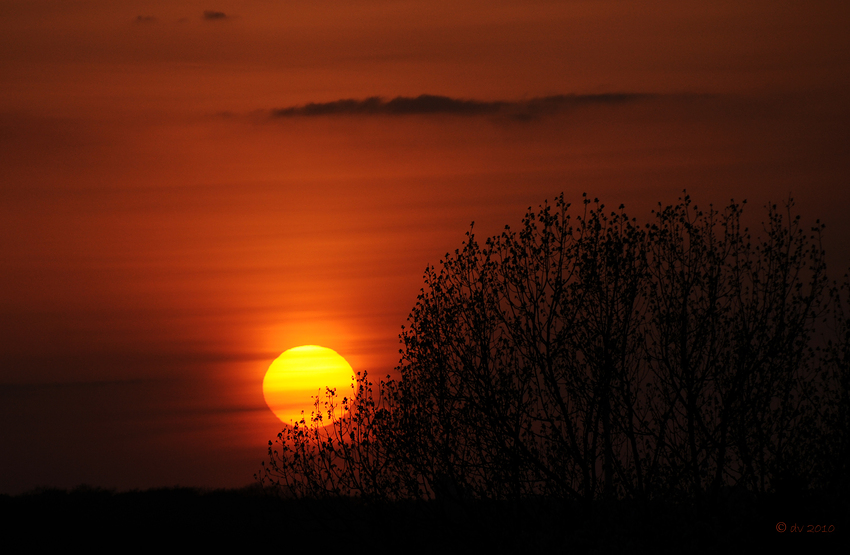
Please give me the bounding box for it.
[262,345,355,425]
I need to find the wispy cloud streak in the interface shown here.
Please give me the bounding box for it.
[271,93,654,120]
[203,10,229,21]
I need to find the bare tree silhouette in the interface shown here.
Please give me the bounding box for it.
[259,192,842,517]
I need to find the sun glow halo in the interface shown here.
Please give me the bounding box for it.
[263,345,355,425]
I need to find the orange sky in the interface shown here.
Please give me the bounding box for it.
[1,0,849,493]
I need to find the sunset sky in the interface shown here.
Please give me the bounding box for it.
[2,0,849,494]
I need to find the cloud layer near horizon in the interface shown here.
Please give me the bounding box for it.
[270,93,654,120]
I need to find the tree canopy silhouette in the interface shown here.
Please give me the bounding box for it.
[259,193,849,510]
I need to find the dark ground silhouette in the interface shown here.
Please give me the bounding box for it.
[1,485,846,552]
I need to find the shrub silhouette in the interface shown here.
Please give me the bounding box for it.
[259,192,848,511]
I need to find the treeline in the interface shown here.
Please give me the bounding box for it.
[260,193,849,511]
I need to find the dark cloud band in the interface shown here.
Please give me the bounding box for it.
[203,10,228,21]
[271,93,653,120]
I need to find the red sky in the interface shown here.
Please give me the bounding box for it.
[1,0,849,493]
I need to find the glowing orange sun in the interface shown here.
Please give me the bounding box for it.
[262,345,355,425]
